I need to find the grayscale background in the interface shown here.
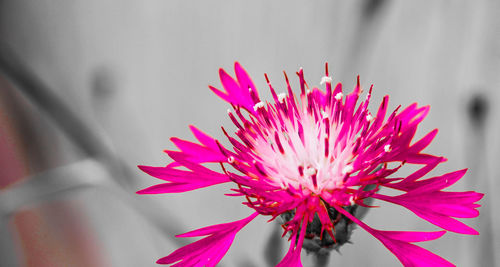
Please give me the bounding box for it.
[0,1,497,266]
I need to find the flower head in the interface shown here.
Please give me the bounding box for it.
[138,62,483,266]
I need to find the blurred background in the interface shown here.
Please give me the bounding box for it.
[0,1,498,266]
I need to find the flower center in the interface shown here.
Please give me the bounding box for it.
[249,104,358,194]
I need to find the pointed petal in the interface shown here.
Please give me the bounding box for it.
[170,137,226,163]
[158,213,258,266]
[410,129,438,153]
[332,204,454,267]
[374,188,482,235]
[276,213,309,267]
[234,62,258,99]
[189,125,220,151]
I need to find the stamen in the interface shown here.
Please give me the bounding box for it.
[321,110,329,118]
[335,92,343,101]
[274,132,285,154]
[253,101,265,111]
[298,166,304,176]
[320,76,332,85]
[228,156,235,163]
[342,165,353,175]
[324,137,329,157]
[311,174,318,188]
[366,113,373,122]
[319,76,332,85]
[349,195,355,206]
[278,93,287,103]
[304,167,317,176]
[384,144,392,152]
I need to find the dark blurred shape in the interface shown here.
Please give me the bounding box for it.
[91,67,116,104]
[264,224,283,266]
[467,93,489,126]
[464,90,495,267]
[314,253,330,267]
[238,259,258,267]
[362,0,388,19]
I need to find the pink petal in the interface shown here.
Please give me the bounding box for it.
[136,181,218,194]
[374,185,482,235]
[220,68,254,110]
[170,137,226,163]
[234,62,258,99]
[276,242,303,267]
[158,212,258,266]
[332,204,454,267]
[209,85,232,103]
[189,125,220,151]
[276,213,309,267]
[410,129,438,153]
[137,163,230,194]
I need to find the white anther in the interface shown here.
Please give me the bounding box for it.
[366,113,373,122]
[321,110,329,119]
[228,156,235,163]
[278,93,287,103]
[384,144,392,152]
[253,101,265,111]
[349,195,356,206]
[306,89,312,95]
[304,167,317,176]
[335,92,343,101]
[320,76,332,85]
[227,108,232,114]
[342,165,353,175]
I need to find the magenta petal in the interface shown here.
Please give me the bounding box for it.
[219,68,254,110]
[276,213,309,267]
[170,137,226,164]
[381,230,445,242]
[234,61,258,99]
[276,242,303,267]
[389,168,466,192]
[137,162,230,194]
[189,125,220,151]
[410,129,438,153]
[374,189,482,235]
[136,181,217,194]
[387,157,444,190]
[376,233,454,267]
[209,85,232,102]
[177,213,256,238]
[158,213,258,266]
[138,165,228,183]
[332,204,454,267]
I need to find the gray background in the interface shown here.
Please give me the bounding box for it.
[0,1,497,266]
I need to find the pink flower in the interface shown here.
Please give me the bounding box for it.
[138,62,483,266]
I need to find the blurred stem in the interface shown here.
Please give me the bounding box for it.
[0,44,187,245]
[0,45,108,158]
[0,44,133,187]
[315,253,330,267]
